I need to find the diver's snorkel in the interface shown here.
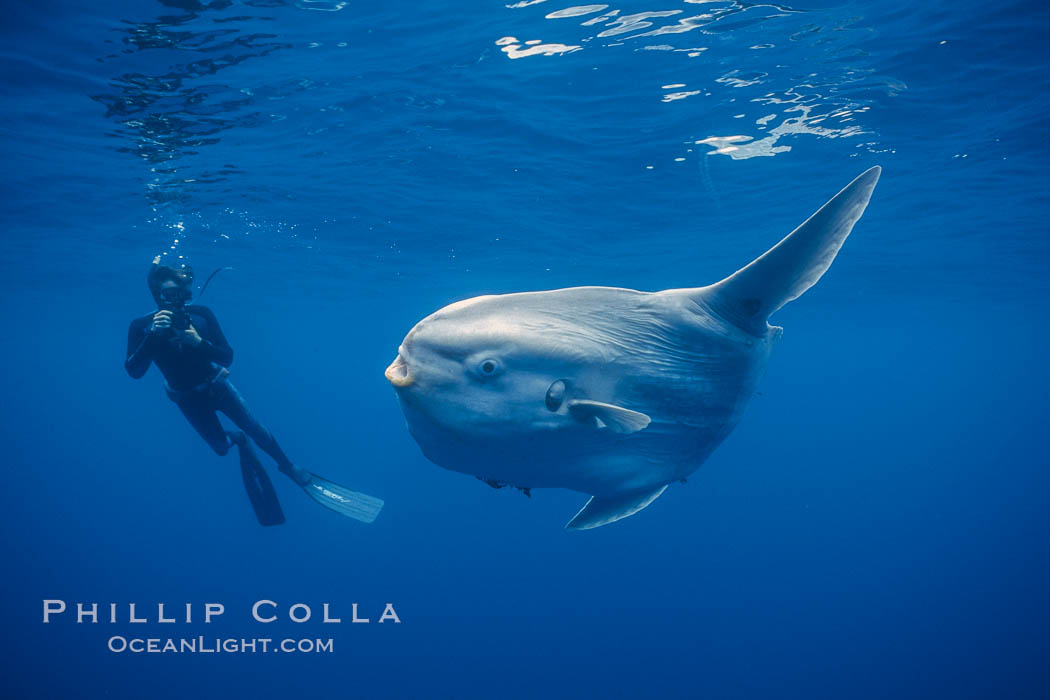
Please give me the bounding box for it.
[196,266,232,302]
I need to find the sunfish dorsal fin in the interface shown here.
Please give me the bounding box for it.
[566,485,668,530]
[568,399,651,434]
[692,166,881,335]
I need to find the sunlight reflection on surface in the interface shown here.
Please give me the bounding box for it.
[501,1,898,160]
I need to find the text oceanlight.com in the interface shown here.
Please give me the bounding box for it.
[108,636,334,654]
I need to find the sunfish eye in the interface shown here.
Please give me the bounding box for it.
[545,379,567,412]
[477,358,501,378]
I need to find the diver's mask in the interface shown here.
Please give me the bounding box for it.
[157,285,191,311]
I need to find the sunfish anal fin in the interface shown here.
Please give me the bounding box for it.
[566,485,668,530]
[568,399,651,434]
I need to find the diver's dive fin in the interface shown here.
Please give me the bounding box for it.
[568,399,651,434]
[238,445,286,527]
[301,472,384,524]
[693,166,881,335]
[566,485,667,530]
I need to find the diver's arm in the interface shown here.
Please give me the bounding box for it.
[125,319,158,379]
[194,306,234,367]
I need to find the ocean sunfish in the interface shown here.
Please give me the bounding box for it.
[385,167,881,529]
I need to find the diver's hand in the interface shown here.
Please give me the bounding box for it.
[149,310,172,334]
[172,325,203,348]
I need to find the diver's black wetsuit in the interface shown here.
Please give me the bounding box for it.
[125,304,293,470]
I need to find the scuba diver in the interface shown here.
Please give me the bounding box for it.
[125,256,383,526]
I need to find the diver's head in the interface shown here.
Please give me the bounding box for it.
[147,256,193,309]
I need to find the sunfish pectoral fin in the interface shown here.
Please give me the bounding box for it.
[691,165,881,335]
[567,399,651,434]
[565,485,668,530]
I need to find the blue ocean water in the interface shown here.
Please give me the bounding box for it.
[2,0,1048,697]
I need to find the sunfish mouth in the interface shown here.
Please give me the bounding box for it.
[384,354,413,387]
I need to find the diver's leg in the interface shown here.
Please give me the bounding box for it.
[213,380,304,480]
[207,381,384,523]
[170,389,283,525]
[212,380,287,463]
[173,393,236,456]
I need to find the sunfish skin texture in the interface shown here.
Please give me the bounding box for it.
[385,167,882,529]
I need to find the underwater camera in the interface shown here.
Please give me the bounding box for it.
[169,309,191,331]
[158,288,192,331]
